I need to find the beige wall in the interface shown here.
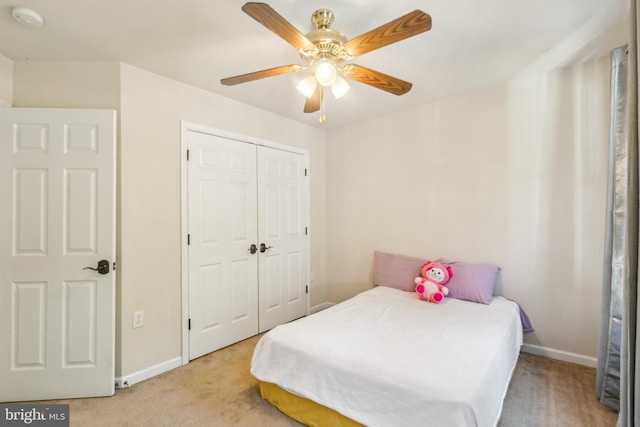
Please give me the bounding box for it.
[0,54,12,105]
[326,54,610,359]
[13,61,121,109]
[118,64,327,376]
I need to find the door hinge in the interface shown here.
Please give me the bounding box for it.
[305,227,308,235]
[188,318,191,330]
[188,234,191,245]
[186,149,190,161]
[305,168,307,176]
[306,285,309,294]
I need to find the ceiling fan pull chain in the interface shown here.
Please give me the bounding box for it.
[319,98,327,124]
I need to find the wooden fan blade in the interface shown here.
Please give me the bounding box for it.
[242,2,316,52]
[342,10,432,57]
[221,64,303,86]
[303,85,323,113]
[342,64,412,95]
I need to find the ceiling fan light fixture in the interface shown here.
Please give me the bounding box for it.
[331,76,350,99]
[315,62,337,86]
[296,74,318,98]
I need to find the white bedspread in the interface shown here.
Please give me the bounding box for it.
[251,286,523,427]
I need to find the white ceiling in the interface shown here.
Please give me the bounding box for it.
[0,0,630,128]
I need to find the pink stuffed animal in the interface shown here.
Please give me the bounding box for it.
[415,261,453,303]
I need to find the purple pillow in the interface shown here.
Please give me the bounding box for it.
[373,251,424,292]
[437,258,500,304]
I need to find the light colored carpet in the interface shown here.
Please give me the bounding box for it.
[31,335,617,426]
[498,352,617,427]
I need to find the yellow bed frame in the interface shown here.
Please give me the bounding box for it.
[258,381,364,427]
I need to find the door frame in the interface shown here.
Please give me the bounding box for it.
[179,121,310,364]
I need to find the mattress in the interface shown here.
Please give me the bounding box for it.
[251,286,523,427]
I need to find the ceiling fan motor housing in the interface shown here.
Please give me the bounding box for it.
[302,9,352,63]
[312,9,334,29]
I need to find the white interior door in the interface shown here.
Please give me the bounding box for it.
[187,131,259,360]
[257,146,308,332]
[0,108,116,401]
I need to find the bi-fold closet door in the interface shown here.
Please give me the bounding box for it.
[186,130,308,360]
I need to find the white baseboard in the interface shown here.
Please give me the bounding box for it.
[115,302,337,389]
[310,302,335,314]
[521,343,597,368]
[115,356,183,389]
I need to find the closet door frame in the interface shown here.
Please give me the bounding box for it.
[179,121,310,365]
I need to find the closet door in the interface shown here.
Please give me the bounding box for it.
[187,131,258,360]
[257,146,309,332]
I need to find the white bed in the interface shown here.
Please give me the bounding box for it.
[251,285,523,427]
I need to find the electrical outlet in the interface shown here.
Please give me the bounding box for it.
[133,311,144,328]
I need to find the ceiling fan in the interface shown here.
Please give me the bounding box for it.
[221,2,432,123]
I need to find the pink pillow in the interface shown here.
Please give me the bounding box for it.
[437,258,500,304]
[373,251,424,292]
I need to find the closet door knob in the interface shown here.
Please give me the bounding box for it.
[260,243,273,253]
[249,244,258,254]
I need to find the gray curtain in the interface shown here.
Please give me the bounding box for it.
[621,2,640,424]
[597,44,628,412]
[597,1,640,424]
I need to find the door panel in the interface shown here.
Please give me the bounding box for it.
[12,282,47,368]
[0,108,116,402]
[63,280,97,366]
[64,169,98,253]
[14,168,48,254]
[257,146,308,332]
[264,254,281,310]
[187,131,258,360]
